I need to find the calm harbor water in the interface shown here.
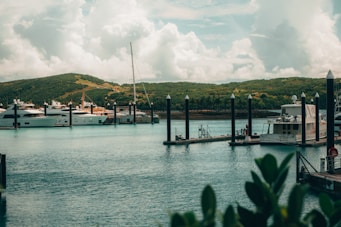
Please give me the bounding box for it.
[0,119,328,226]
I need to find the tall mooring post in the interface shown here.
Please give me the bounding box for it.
[113,102,117,124]
[315,92,320,141]
[68,101,72,126]
[166,95,171,142]
[14,102,18,128]
[133,102,136,124]
[231,94,236,143]
[247,94,252,136]
[0,154,6,189]
[301,92,306,145]
[44,102,48,116]
[90,102,94,114]
[151,102,154,124]
[185,95,190,140]
[326,70,336,173]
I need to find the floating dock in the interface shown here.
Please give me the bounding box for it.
[304,170,341,198]
[298,151,341,199]
[163,135,245,145]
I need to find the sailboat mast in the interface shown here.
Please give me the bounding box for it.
[130,42,137,104]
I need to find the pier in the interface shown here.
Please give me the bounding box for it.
[297,70,341,198]
[163,93,258,146]
[163,135,246,145]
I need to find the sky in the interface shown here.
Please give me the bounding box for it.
[1,0,341,84]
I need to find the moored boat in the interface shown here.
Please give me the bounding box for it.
[260,95,327,145]
[44,100,107,126]
[0,99,56,128]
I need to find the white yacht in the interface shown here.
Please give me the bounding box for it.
[260,95,327,145]
[0,99,56,128]
[44,100,107,126]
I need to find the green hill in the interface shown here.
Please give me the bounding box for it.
[0,73,338,111]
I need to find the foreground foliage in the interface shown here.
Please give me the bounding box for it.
[169,153,341,227]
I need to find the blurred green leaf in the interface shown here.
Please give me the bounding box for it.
[183,212,198,226]
[319,193,334,218]
[245,182,264,208]
[171,213,187,227]
[201,185,216,221]
[303,209,327,227]
[273,166,289,196]
[251,171,263,188]
[278,153,294,173]
[287,184,308,223]
[237,205,255,227]
[260,154,278,185]
[223,205,237,227]
[330,208,341,226]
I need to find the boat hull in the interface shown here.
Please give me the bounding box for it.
[0,117,56,128]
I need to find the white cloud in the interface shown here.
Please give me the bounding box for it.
[0,0,340,84]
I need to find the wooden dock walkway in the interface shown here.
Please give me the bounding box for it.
[301,169,341,199]
[163,135,246,145]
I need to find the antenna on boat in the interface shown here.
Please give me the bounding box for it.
[130,42,137,104]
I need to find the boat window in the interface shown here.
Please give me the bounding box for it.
[336,115,341,120]
[281,108,286,115]
[23,114,41,117]
[293,124,299,130]
[3,114,20,118]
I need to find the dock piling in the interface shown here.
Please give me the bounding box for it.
[326,70,335,173]
[231,94,235,143]
[44,102,48,116]
[114,102,117,124]
[315,93,320,141]
[301,92,306,145]
[0,154,6,189]
[166,95,171,142]
[151,102,154,124]
[14,102,18,128]
[247,94,252,137]
[185,95,189,140]
[133,102,136,124]
[68,101,72,126]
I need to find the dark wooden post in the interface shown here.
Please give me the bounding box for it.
[247,94,252,136]
[151,102,154,124]
[301,92,306,145]
[113,102,117,124]
[44,102,48,116]
[68,101,72,126]
[231,94,235,143]
[326,70,335,173]
[315,92,320,141]
[185,95,189,140]
[14,102,18,128]
[133,102,136,124]
[0,154,6,189]
[166,95,171,142]
[90,103,94,114]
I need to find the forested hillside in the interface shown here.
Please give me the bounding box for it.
[0,73,339,111]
